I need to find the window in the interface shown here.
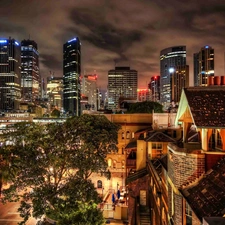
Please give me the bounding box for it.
[97,180,102,188]
[122,131,125,139]
[151,143,163,158]
[126,131,130,139]
[113,160,116,168]
[216,131,223,149]
[108,158,112,167]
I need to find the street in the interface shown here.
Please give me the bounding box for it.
[0,201,38,225]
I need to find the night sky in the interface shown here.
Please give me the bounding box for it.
[0,0,225,91]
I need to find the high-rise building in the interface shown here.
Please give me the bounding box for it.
[21,39,40,102]
[137,89,151,102]
[63,37,81,116]
[47,76,63,110]
[193,53,199,87]
[160,46,186,107]
[108,67,138,109]
[81,74,98,111]
[193,46,214,86]
[0,38,21,111]
[148,76,160,102]
[171,65,189,104]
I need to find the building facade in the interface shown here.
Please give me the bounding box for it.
[193,46,214,86]
[148,75,160,102]
[46,76,63,111]
[81,74,98,111]
[171,65,189,104]
[108,67,138,110]
[160,46,186,108]
[21,39,40,102]
[0,38,21,111]
[137,88,151,102]
[63,37,81,116]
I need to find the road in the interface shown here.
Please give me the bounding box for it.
[0,201,38,225]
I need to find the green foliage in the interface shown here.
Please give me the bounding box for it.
[57,201,105,225]
[127,101,164,113]
[0,114,120,224]
[51,108,60,117]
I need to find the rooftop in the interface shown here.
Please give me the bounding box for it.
[184,87,225,128]
[181,156,225,220]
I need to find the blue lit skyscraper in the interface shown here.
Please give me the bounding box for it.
[63,37,81,116]
[160,46,186,107]
[0,37,21,111]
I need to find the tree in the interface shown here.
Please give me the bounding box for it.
[0,114,120,224]
[51,108,60,118]
[126,101,164,113]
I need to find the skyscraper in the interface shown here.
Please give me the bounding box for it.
[160,46,186,107]
[148,76,160,102]
[47,76,63,110]
[193,46,214,86]
[107,67,138,110]
[171,65,189,104]
[21,39,40,102]
[63,37,81,116]
[0,37,21,111]
[81,74,98,111]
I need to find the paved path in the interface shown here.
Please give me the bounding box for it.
[0,202,38,225]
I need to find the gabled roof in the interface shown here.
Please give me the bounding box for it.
[177,87,225,128]
[125,141,137,149]
[181,156,225,221]
[145,131,176,143]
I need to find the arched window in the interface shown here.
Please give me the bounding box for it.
[126,131,130,139]
[122,160,125,169]
[97,180,102,188]
[122,131,125,139]
[108,158,112,167]
[113,160,117,168]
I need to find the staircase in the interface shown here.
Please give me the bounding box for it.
[139,205,151,225]
[126,168,148,184]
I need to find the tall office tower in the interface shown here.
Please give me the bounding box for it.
[148,76,160,102]
[81,74,98,111]
[63,37,81,116]
[193,53,199,86]
[160,46,186,107]
[0,38,21,111]
[47,76,63,110]
[108,67,138,110]
[21,39,40,102]
[193,46,214,86]
[171,65,189,104]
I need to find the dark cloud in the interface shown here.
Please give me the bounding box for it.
[0,0,224,89]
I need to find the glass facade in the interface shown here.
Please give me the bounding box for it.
[0,38,21,111]
[63,37,81,116]
[21,39,40,102]
[108,67,138,109]
[195,46,214,86]
[160,46,186,107]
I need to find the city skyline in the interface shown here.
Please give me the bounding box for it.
[0,0,225,90]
